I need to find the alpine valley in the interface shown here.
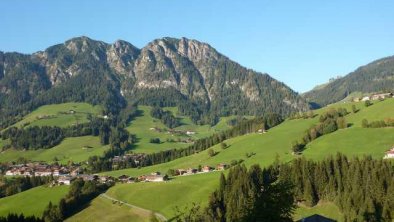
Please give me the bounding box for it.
[0,36,393,222]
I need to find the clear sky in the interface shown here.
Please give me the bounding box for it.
[1,0,393,92]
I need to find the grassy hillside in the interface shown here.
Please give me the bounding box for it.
[126,106,238,153]
[0,136,109,164]
[98,99,394,220]
[293,202,344,222]
[0,185,68,217]
[66,196,150,222]
[10,102,102,129]
[106,172,221,219]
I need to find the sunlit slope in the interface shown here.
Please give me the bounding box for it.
[66,196,150,222]
[0,136,109,163]
[9,102,102,129]
[0,186,68,217]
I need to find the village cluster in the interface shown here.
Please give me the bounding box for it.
[352,92,393,102]
[3,161,230,186]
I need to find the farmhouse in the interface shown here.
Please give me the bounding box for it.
[186,131,196,135]
[361,96,370,101]
[187,168,198,174]
[383,147,394,159]
[217,163,228,171]
[371,92,393,100]
[176,169,187,176]
[145,175,168,182]
[58,175,72,185]
[202,166,213,172]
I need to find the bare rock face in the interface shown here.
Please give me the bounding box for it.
[107,40,140,77]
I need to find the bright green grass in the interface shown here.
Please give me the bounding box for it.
[10,102,102,129]
[294,202,344,222]
[104,116,317,177]
[0,185,68,217]
[126,106,237,153]
[304,127,394,159]
[66,196,150,222]
[100,99,394,219]
[106,172,221,219]
[0,136,109,164]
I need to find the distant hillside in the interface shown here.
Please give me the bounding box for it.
[0,36,308,128]
[303,56,394,107]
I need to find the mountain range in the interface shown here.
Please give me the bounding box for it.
[0,36,308,127]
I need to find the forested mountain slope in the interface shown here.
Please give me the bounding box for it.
[0,36,308,128]
[303,56,394,107]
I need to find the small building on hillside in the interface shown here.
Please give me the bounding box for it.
[58,176,73,185]
[371,92,393,100]
[384,147,394,159]
[361,96,370,101]
[118,175,130,183]
[145,175,168,182]
[186,131,196,135]
[187,168,198,174]
[202,166,213,173]
[296,214,336,222]
[217,163,228,171]
[176,169,187,176]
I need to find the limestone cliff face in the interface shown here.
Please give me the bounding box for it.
[0,36,309,117]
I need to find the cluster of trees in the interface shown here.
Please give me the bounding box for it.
[42,178,113,222]
[280,154,394,221]
[292,108,348,153]
[1,117,133,151]
[288,111,315,120]
[362,118,394,128]
[0,214,43,222]
[1,126,64,150]
[175,164,295,222]
[87,114,283,172]
[0,176,53,198]
[150,106,180,128]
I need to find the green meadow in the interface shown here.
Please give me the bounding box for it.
[99,99,394,220]
[293,201,344,222]
[126,106,238,153]
[66,196,150,222]
[0,136,109,164]
[10,102,102,129]
[0,185,69,217]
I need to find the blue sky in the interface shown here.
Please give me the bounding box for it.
[1,0,393,92]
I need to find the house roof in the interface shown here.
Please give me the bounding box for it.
[296,214,336,222]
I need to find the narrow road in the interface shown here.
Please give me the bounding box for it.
[99,193,167,221]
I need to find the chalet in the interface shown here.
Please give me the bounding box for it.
[58,176,72,185]
[5,170,15,176]
[217,163,228,171]
[353,97,361,102]
[361,96,370,101]
[296,214,336,222]
[77,174,96,181]
[138,175,146,181]
[145,175,167,182]
[186,131,196,135]
[202,166,213,173]
[371,92,393,100]
[118,175,130,183]
[176,169,187,176]
[35,169,52,177]
[384,147,394,159]
[187,168,198,174]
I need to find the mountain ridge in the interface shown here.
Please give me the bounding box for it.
[303,55,394,107]
[0,36,308,128]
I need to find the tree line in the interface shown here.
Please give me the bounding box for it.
[280,154,394,221]
[175,164,295,222]
[0,175,53,198]
[292,108,348,153]
[362,118,394,128]
[86,114,283,173]
[150,106,180,129]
